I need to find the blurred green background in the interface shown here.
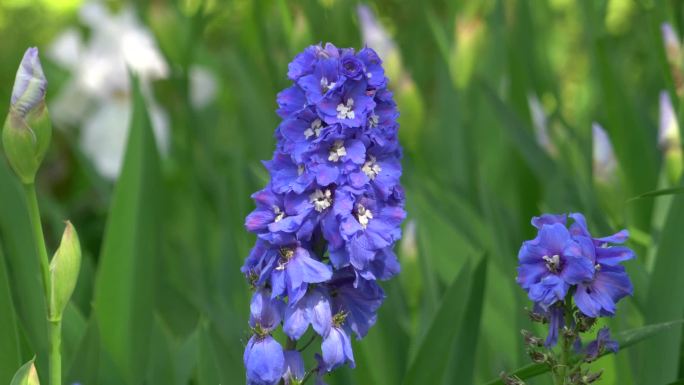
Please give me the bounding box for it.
[1,0,683,384]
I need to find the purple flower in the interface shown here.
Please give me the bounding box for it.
[317,80,376,128]
[321,325,355,371]
[244,336,285,385]
[283,287,332,339]
[244,289,286,385]
[243,42,403,377]
[567,213,634,317]
[517,223,594,309]
[585,327,619,361]
[282,350,305,384]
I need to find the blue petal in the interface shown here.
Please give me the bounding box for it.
[531,213,567,229]
[244,335,286,385]
[283,350,305,383]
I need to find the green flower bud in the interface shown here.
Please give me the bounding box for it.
[10,358,40,385]
[49,221,81,319]
[2,47,51,184]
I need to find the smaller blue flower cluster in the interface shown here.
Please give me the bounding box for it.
[241,43,405,385]
[517,213,634,346]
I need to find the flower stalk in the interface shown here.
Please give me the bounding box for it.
[512,213,633,384]
[3,48,81,385]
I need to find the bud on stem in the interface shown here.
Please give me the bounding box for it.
[2,47,51,184]
[49,221,81,319]
[9,358,40,385]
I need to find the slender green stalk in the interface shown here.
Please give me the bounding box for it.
[301,369,315,385]
[49,319,61,385]
[23,183,61,385]
[23,183,50,301]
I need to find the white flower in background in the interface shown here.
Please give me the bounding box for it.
[662,23,681,68]
[357,5,398,66]
[659,90,683,184]
[356,4,405,86]
[592,122,618,183]
[48,1,170,180]
[659,91,681,152]
[527,92,557,156]
[190,66,218,109]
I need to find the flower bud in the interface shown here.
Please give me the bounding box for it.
[49,221,81,319]
[2,47,51,184]
[592,123,618,184]
[499,372,526,385]
[521,329,543,347]
[10,358,40,385]
[659,91,683,185]
[527,350,546,363]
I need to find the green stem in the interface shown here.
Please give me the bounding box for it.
[24,183,61,385]
[23,183,50,302]
[555,296,575,385]
[49,319,61,385]
[301,368,315,385]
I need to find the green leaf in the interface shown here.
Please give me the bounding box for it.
[0,147,47,377]
[637,193,684,383]
[65,316,100,385]
[627,187,684,202]
[402,256,487,385]
[478,80,557,179]
[10,358,39,385]
[441,256,488,385]
[0,246,21,384]
[483,319,684,385]
[93,78,163,384]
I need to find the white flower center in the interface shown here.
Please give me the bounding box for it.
[304,118,323,139]
[336,98,355,120]
[328,140,347,162]
[362,156,382,179]
[320,77,336,93]
[309,189,332,212]
[276,247,295,270]
[272,206,285,222]
[542,254,560,273]
[297,164,305,176]
[368,113,379,128]
[356,204,373,229]
[595,263,601,271]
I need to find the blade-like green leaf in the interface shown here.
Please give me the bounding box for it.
[484,319,684,385]
[478,80,557,179]
[0,149,48,378]
[0,246,21,383]
[441,256,488,385]
[638,192,684,384]
[93,78,162,383]
[627,187,684,202]
[402,256,487,385]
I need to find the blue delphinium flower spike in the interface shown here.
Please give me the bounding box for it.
[242,42,404,383]
[511,213,634,383]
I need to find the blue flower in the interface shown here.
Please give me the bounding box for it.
[321,325,355,371]
[567,213,634,317]
[244,336,285,385]
[517,223,594,309]
[282,350,305,384]
[518,212,635,351]
[243,42,403,376]
[584,327,619,362]
[244,289,286,385]
[283,287,332,339]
